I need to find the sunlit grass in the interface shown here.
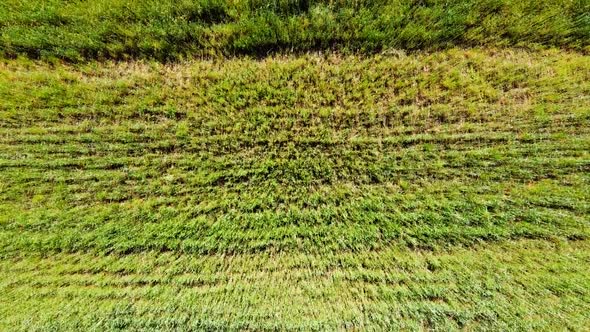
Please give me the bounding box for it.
[1,48,589,329]
[0,0,588,61]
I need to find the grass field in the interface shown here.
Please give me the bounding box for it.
[1,1,590,329]
[2,241,589,330]
[1,47,589,330]
[1,0,589,61]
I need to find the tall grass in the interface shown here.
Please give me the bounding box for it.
[1,49,589,255]
[0,0,588,61]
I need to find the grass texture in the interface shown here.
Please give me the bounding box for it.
[2,240,589,330]
[0,0,589,61]
[1,48,589,329]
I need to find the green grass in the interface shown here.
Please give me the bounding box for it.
[0,0,589,61]
[1,48,589,329]
[2,240,589,330]
[1,48,589,255]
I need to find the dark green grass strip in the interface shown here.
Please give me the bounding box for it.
[0,0,589,61]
